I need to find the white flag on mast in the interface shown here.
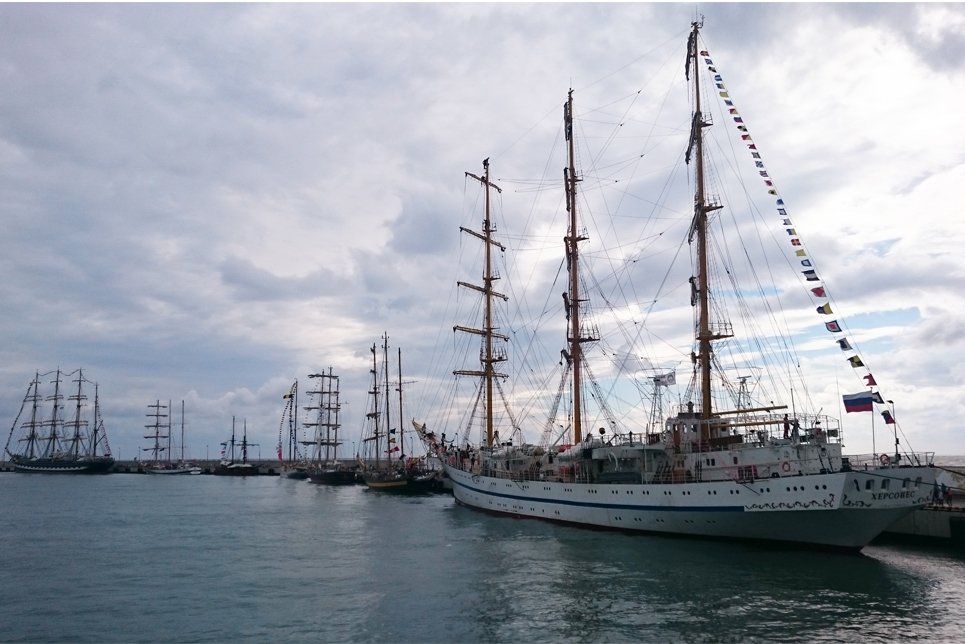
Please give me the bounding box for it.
[654,372,676,386]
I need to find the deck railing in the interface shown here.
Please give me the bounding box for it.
[845,451,934,470]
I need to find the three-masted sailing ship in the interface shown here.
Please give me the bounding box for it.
[361,334,437,492]
[4,369,114,474]
[305,368,356,485]
[434,23,935,551]
[214,417,259,476]
[143,400,200,475]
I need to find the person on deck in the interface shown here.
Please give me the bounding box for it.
[783,414,790,440]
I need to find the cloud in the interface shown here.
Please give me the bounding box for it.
[3,3,965,460]
[219,256,338,302]
[913,309,965,348]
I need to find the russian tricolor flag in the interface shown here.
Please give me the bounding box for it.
[843,392,874,413]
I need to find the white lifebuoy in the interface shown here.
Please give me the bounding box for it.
[781,461,791,473]
[880,454,891,466]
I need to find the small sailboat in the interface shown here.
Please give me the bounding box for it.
[214,417,259,476]
[143,400,200,475]
[4,369,114,474]
[361,335,437,493]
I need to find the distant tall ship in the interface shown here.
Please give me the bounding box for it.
[214,417,259,476]
[306,368,356,485]
[4,369,114,474]
[361,335,437,493]
[143,400,200,475]
[278,380,309,479]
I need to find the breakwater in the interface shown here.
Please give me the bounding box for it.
[0,459,371,475]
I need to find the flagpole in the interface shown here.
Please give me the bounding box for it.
[888,399,898,461]
[871,391,876,460]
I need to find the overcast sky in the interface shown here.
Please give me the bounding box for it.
[2,2,964,462]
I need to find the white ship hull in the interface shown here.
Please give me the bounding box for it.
[144,465,201,475]
[443,463,934,551]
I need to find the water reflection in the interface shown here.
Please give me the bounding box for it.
[1,476,963,643]
[446,504,961,643]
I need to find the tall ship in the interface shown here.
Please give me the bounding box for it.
[361,335,436,493]
[433,23,935,551]
[141,400,171,471]
[143,400,200,475]
[277,380,309,479]
[214,417,259,476]
[305,368,355,485]
[4,369,114,474]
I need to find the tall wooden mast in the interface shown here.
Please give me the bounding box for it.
[397,348,404,457]
[456,159,507,447]
[564,90,586,444]
[66,370,85,458]
[369,343,381,468]
[330,368,340,463]
[168,399,173,464]
[689,22,718,426]
[25,372,41,458]
[382,333,392,460]
[44,369,63,457]
[92,383,101,458]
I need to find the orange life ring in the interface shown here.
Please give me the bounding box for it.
[879,454,891,466]
[781,461,791,473]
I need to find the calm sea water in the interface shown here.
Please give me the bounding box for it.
[1,474,964,643]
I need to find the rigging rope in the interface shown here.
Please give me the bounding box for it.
[699,45,899,435]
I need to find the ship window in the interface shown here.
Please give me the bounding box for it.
[712,459,716,466]
[881,479,890,490]
[915,477,922,487]
[865,480,873,490]
[902,478,909,489]
[733,457,738,465]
